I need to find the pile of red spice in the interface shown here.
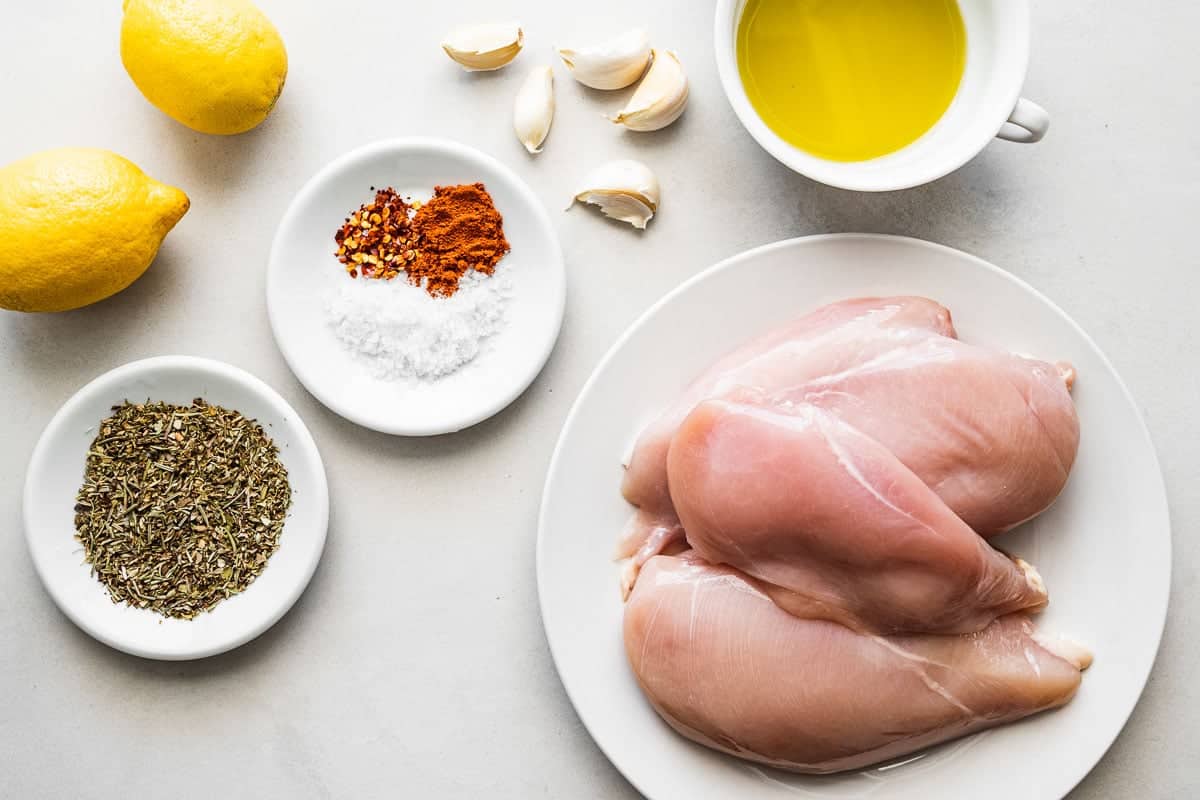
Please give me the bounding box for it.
[333,188,414,281]
[334,182,510,298]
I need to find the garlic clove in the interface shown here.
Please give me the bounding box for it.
[610,49,689,131]
[514,66,555,154]
[575,191,656,229]
[555,28,652,90]
[570,159,661,229]
[442,22,524,71]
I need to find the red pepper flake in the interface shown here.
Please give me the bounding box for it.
[333,188,416,280]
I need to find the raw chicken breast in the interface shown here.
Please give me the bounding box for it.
[624,554,1089,775]
[770,335,1078,535]
[619,297,1078,564]
[668,399,1048,634]
[620,296,957,523]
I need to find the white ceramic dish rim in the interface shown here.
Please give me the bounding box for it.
[23,355,330,660]
[265,136,566,437]
[536,233,1171,798]
[713,0,1032,192]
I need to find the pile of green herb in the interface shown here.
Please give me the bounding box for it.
[73,399,291,620]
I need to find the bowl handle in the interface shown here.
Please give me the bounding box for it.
[997,97,1050,143]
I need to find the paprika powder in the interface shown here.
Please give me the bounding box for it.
[409,183,510,297]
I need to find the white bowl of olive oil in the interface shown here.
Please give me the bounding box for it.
[715,0,1050,191]
[23,356,329,661]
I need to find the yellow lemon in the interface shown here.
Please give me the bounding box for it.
[121,0,288,136]
[0,148,190,312]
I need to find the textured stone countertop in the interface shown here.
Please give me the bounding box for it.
[1,2,1196,798]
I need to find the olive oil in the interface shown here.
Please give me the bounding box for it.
[736,0,967,162]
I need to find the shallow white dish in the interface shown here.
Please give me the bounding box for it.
[537,235,1170,800]
[24,356,329,661]
[267,137,565,436]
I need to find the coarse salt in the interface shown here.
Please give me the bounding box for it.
[325,271,511,380]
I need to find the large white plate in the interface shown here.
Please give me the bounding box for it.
[537,235,1170,800]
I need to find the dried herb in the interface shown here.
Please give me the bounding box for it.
[72,399,291,620]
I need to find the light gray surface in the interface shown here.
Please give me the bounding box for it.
[0,2,1195,798]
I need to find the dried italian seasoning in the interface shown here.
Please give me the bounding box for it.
[73,399,291,620]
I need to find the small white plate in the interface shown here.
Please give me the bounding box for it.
[537,235,1171,800]
[267,137,566,436]
[24,356,329,661]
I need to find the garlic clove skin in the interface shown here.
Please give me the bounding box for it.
[610,49,689,131]
[555,28,652,90]
[514,66,555,154]
[575,191,656,229]
[570,160,661,229]
[442,22,524,71]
